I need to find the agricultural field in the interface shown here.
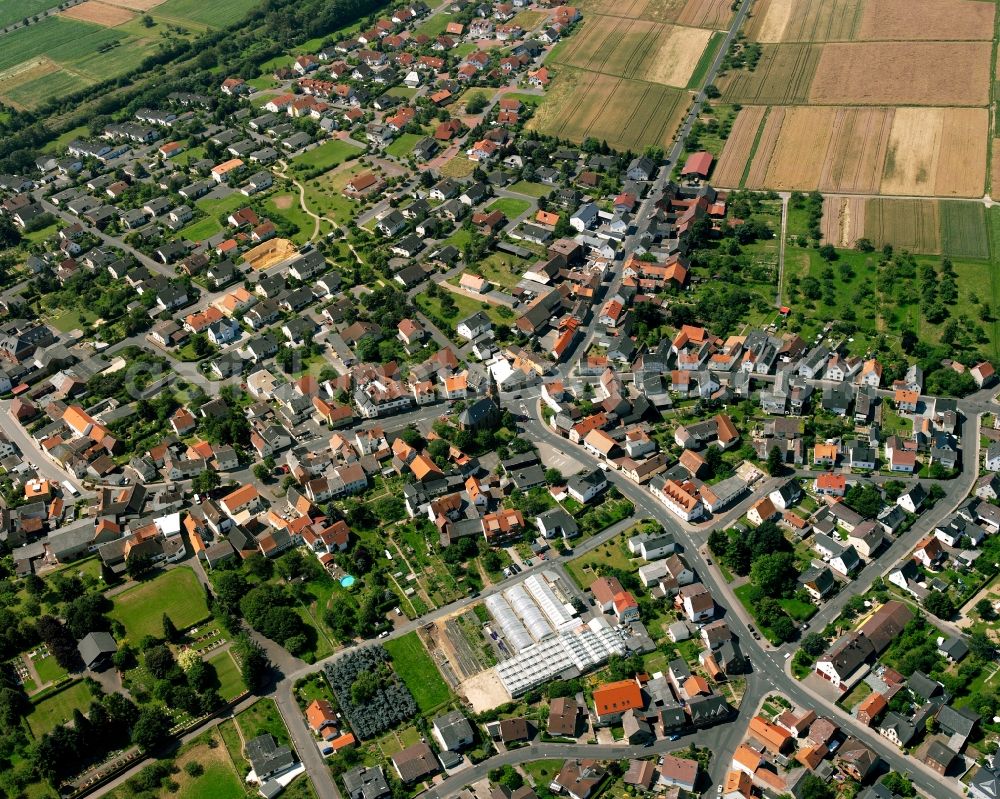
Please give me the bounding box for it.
[142,0,262,28]
[574,0,733,29]
[527,68,689,152]
[716,0,994,197]
[109,566,211,641]
[550,14,714,88]
[723,105,988,197]
[0,0,62,29]
[720,44,821,105]
[0,0,262,109]
[808,42,990,106]
[751,0,994,43]
[831,199,990,261]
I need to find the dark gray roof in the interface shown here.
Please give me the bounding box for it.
[343,766,391,799]
[245,734,295,778]
[77,631,116,666]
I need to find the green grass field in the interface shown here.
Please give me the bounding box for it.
[153,0,263,28]
[179,216,223,242]
[486,197,531,220]
[110,567,210,641]
[386,133,423,160]
[196,192,250,219]
[235,698,289,746]
[383,632,452,713]
[0,17,123,72]
[507,181,551,198]
[27,681,93,737]
[292,138,360,171]
[0,0,61,29]
[565,532,635,588]
[33,654,67,685]
[207,650,246,701]
[5,68,90,109]
[414,290,509,334]
[687,31,724,89]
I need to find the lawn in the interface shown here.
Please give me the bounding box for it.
[779,597,817,621]
[523,759,564,786]
[565,531,636,588]
[196,192,250,219]
[487,197,531,220]
[33,654,67,685]
[179,215,223,243]
[292,138,361,171]
[383,632,452,713]
[47,308,96,333]
[234,698,289,747]
[0,17,122,72]
[507,181,551,198]
[386,133,423,160]
[467,252,526,290]
[207,650,246,701]
[26,681,93,737]
[109,567,210,641]
[439,156,477,179]
[414,290,509,335]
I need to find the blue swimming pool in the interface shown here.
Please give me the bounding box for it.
[340,575,356,588]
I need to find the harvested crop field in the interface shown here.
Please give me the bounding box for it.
[528,68,688,151]
[864,199,941,254]
[818,107,894,194]
[758,107,832,189]
[808,42,991,106]
[574,0,731,28]
[552,16,664,77]
[821,196,866,249]
[721,44,820,104]
[60,0,136,26]
[744,106,784,188]
[676,0,732,28]
[753,0,861,43]
[880,107,986,197]
[714,105,767,187]
[646,25,713,86]
[857,0,994,41]
[552,16,710,88]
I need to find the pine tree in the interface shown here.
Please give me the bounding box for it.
[767,445,784,476]
[162,613,178,643]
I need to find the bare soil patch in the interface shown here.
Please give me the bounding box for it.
[60,0,135,26]
[714,105,766,187]
[244,237,297,270]
[858,0,994,41]
[273,195,294,210]
[809,41,991,106]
